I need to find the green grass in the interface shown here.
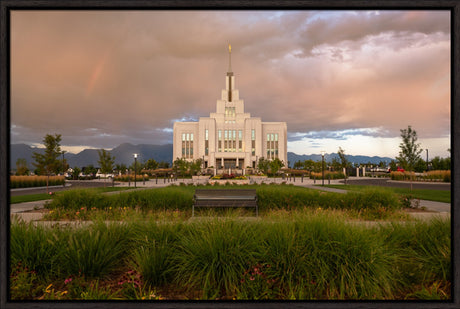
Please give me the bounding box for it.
[323,185,451,203]
[44,184,404,221]
[10,194,53,204]
[10,187,134,204]
[10,213,451,300]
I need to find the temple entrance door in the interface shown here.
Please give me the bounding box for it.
[223,159,237,169]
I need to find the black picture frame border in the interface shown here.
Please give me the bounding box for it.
[1,1,458,308]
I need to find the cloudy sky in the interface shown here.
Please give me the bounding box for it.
[10,10,451,158]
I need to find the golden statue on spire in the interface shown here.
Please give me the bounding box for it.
[229,44,231,53]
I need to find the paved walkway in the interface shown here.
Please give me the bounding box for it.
[10,177,451,222]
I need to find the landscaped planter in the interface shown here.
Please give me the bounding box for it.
[208,179,250,185]
[192,175,211,181]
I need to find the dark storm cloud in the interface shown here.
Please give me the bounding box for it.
[10,10,450,154]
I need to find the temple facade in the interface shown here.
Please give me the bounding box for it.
[173,45,287,172]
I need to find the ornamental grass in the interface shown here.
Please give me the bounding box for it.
[10,214,451,300]
[10,176,65,188]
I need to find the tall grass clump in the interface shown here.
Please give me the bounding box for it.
[60,221,131,279]
[47,189,111,211]
[10,175,65,188]
[256,186,401,218]
[10,217,68,279]
[310,171,345,180]
[172,219,260,299]
[129,221,183,286]
[380,217,451,288]
[113,187,193,212]
[426,170,451,182]
[258,213,397,299]
[340,187,402,218]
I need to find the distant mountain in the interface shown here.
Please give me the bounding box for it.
[10,143,173,170]
[10,143,393,170]
[287,152,394,167]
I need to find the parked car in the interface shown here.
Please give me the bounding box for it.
[396,167,405,172]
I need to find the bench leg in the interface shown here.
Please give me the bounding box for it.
[192,205,194,217]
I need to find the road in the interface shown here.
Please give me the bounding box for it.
[10,180,117,196]
[341,178,451,191]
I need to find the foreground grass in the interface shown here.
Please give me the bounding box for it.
[43,184,405,221]
[323,185,451,203]
[10,212,451,300]
[10,187,134,204]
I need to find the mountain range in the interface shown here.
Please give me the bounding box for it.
[10,143,394,170]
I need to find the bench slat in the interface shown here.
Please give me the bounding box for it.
[192,189,258,216]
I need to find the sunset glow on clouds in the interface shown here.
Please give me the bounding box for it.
[10,10,451,157]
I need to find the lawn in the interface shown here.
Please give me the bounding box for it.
[10,187,135,204]
[322,185,451,203]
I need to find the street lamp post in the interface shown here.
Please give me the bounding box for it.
[321,151,325,186]
[426,149,429,172]
[62,151,66,187]
[134,153,138,188]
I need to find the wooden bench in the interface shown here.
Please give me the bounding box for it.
[193,189,258,217]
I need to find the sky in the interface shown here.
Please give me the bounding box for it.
[10,10,451,158]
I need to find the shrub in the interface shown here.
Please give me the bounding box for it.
[310,171,345,180]
[47,189,110,211]
[10,176,65,188]
[114,175,145,182]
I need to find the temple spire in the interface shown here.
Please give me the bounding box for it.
[228,43,232,73]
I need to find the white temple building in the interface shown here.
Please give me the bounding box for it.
[173,45,287,172]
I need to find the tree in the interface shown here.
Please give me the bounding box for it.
[72,166,81,180]
[15,158,29,176]
[158,161,170,169]
[389,160,398,172]
[269,158,284,176]
[293,160,303,170]
[414,158,427,173]
[257,157,270,175]
[173,158,189,178]
[144,158,159,171]
[337,147,349,184]
[32,134,62,193]
[189,159,203,176]
[129,160,144,175]
[83,165,98,178]
[396,125,423,190]
[98,149,115,175]
[115,163,127,175]
[98,149,115,186]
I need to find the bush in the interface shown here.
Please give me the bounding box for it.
[310,171,345,180]
[10,176,65,188]
[47,189,111,211]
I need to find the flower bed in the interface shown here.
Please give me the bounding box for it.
[208,179,250,185]
[211,173,247,180]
